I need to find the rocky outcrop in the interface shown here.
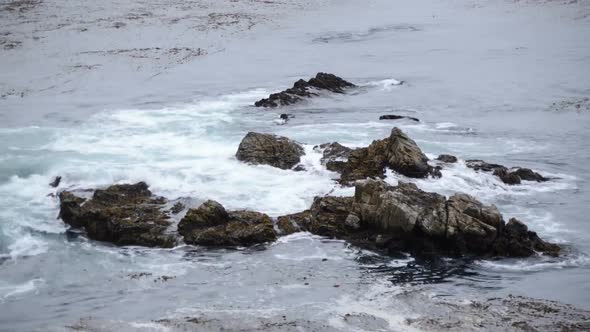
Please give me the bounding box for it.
[379,115,419,122]
[466,159,549,185]
[58,182,176,248]
[278,179,560,257]
[236,132,305,170]
[178,200,277,246]
[254,73,355,108]
[336,128,440,184]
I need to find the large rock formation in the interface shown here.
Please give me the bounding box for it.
[236,132,305,170]
[466,159,549,185]
[254,73,356,108]
[58,182,176,248]
[335,128,440,184]
[278,179,560,257]
[178,200,277,246]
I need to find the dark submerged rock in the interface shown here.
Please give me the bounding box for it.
[236,132,305,170]
[338,127,439,184]
[513,168,549,182]
[58,182,176,248]
[254,73,355,108]
[436,154,458,163]
[279,179,560,258]
[178,200,277,246]
[493,168,521,185]
[379,115,419,122]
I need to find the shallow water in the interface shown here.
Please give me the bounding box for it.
[1,0,590,331]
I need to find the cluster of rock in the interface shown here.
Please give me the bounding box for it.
[235,127,441,184]
[56,115,559,259]
[277,179,560,257]
[59,183,277,248]
[333,128,441,184]
[254,73,356,108]
[58,180,559,258]
[465,159,549,185]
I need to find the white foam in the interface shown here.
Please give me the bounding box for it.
[327,279,418,331]
[0,278,45,300]
[476,254,590,273]
[363,78,404,91]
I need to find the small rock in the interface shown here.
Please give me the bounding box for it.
[293,164,306,172]
[49,176,62,188]
[379,115,419,122]
[170,202,185,214]
[436,154,458,163]
[236,132,305,170]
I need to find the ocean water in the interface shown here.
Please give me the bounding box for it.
[1,0,590,331]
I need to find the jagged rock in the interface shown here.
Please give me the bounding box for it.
[493,218,560,257]
[513,168,549,182]
[338,128,439,184]
[58,182,176,248]
[307,196,356,237]
[379,115,419,122]
[254,73,355,107]
[445,193,503,253]
[178,200,276,246]
[58,191,86,228]
[493,168,521,185]
[236,132,305,170]
[314,142,352,173]
[466,159,548,185]
[436,154,458,163]
[280,179,560,258]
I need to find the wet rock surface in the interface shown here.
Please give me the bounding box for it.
[334,128,440,184]
[406,294,590,332]
[58,182,176,248]
[178,200,277,246]
[254,73,356,107]
[466,159,549,185]
[63,294,590,332]
[280,179,560,257]
[236,132,305,170]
